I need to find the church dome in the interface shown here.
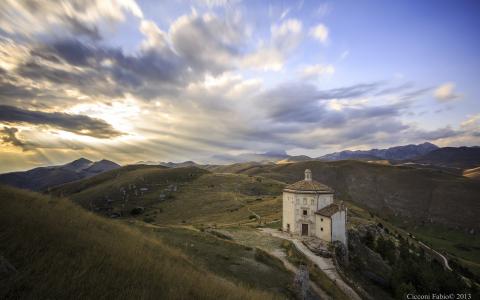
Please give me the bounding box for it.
[283,169,334,194]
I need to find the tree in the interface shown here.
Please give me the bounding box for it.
[376,236,396,265]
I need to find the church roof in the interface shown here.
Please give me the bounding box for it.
[315,203,342,217]
[283,180,334,193]
[283,169,334,194]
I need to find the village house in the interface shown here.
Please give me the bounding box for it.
[282,169,347,245]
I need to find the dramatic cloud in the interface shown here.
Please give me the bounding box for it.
[139,20,169,51]
[259,82,400,125]
[242,18,303,71]
[0,0,143,39]
[169,12,245,74]
[434,82,461,102]
[0,105,122,138]
[0,126,34,151]
[0,1,477,171]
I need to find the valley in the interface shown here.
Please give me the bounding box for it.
[1,156,480,299]
[1,2,479,299]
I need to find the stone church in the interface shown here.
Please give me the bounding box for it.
[282,169,347,245]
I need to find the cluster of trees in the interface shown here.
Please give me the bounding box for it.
[362,229,479,299]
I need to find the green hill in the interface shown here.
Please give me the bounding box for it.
[51,165,285,226]
[0,185,282,299]
[214,160,480,232]
[44,161,480,292]
[412,146,480,169]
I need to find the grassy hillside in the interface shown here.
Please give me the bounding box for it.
[44,161,480,294]
[0,185,282,299]
[218,160,480,231]
[52,166,285,226]
[412,146,480,169]
[50,165,209,217]
[145,226,294,296]
[204,162,268,174]
[464,167,480,180]
[148,173,284,225]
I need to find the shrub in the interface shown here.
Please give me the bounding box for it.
[130,207,144,215]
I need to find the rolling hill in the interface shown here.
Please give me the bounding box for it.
[411,146,480,169]
[0,185,280,300]
[16,161,480,297]
[50,165,285,225]
[0,158,120,191]
[212,160,480,232]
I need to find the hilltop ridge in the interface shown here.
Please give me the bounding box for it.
[0,158,120,191]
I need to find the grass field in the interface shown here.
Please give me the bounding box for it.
[0,185,281,300]
[37,163,480,296]
[52,167,285,226]
[142,226,295,297]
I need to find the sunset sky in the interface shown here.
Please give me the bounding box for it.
[0,0,479,172]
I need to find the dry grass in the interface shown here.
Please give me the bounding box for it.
[143,173,284,226]
[0,185,279,300]
[281,240,350,300]
[52,167,284,227]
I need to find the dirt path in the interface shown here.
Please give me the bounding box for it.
[418,241,452,271]
[268,248,331,300]
[233,193,261,219]
[260,228,362,300]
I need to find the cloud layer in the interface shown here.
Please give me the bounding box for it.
[0,105,122,138]
[0,0,477,171]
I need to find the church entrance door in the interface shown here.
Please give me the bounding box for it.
[301,224,308,236]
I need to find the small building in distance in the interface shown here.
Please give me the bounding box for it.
[282,169,347,245]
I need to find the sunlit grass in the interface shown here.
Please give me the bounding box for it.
[0,185,279,299]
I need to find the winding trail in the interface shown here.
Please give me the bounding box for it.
[260,228,362,300]
[418,241,452,271]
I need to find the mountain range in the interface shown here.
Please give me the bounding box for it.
[411,146,480,169]
[317,142,439,161]
[210,142,441,164]
[2,143,479,192]
[0,158,120,191]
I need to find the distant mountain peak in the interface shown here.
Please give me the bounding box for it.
[62,158,93,171]
[263,150,288,157]
[0,158,120,191]
[319,142,439,161]
[70,157,92,164]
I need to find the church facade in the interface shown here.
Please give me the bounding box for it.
[282,169,347,245]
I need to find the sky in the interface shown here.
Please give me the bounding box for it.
[0,0,479,172]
